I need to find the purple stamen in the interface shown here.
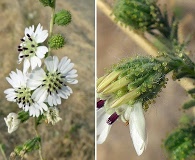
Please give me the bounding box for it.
[97,100,105,109]
[107,112,119,125]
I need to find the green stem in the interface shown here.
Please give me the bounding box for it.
[0,144,7,160]
[34,119,44,160]
[48,0,56,56]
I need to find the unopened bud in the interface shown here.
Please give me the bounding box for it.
[54,10,71,26]
[48,34,65,49]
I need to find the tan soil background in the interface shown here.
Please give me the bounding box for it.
[0,0,95,159]
[97,0,195,160]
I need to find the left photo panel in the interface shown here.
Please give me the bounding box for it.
[0,0,95,159]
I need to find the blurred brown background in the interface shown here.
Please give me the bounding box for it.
[97,0,195,160]
[0,0,95,159]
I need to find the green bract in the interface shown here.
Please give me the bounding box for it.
[54,10,72,26]
[48,34,65,49]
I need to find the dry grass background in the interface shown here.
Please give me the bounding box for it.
[0,0,95,159]
[97,0,195,160]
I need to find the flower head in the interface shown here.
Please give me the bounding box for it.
[44,107,62,125]
[28,56,78,106]
[18,23,48,73]
[4,69,48,117]
[97,56,169,155]
[4,113,21,133]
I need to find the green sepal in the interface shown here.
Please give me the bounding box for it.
[18,110,30,123]
[36,114,45,126]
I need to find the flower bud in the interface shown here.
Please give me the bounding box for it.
[113,0,163,31]
[48,34,65,49]
[39,0,55,8]
[54,10,72,26]
[4,113,21,133]
[97,56,170,111]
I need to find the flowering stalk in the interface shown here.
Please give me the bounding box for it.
[34,118,44,160]
[4,0,77,159]
[48,0,56,56]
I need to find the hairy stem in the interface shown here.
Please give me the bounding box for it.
[0,144,7,160]
[34,119,44,160]
[48,0,56,56]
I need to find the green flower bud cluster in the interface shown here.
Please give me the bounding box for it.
[54,10,72,26]
[113,0,163,31]
[48,34,65,49]
[164,124,195,160]
[12,137,41,158]
[97,56,170,111]
[39,0,55,8]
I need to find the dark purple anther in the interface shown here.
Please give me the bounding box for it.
[97,100,105,109]
[107,112,119,125]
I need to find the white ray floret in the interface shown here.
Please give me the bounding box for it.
[4,69,48,117]
[18,23,48,73]
[28,56,78,106]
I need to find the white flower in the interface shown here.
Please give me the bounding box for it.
[27,56,78,106]
[18,23,48,73]
[45,107,62,125]
[4,113,20,133]
[97,100,147,156]
[4,69,48,117]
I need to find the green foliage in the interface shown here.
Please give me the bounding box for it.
[39,0,55,8]
[48,34,65,49]
[188,88,195,98]
[164,124,195,160]
[11,137,41,159]
[54,10,72,26]
[183,99,195,109]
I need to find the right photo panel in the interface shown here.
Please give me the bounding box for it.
[97,0,195,160]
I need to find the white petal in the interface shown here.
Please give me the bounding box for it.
[130,102,147,156]
[23,59,30,73]
[36,46,48,58]
[44,56,54,72]
[39,102,48,111]
[97,108,110,135]
[32,87,48,103]
[25,25,34,36]
[97,124,111,144]
[30,56,40,70]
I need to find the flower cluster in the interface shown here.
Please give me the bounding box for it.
[97,56,170,155]
[4,24,78,133]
